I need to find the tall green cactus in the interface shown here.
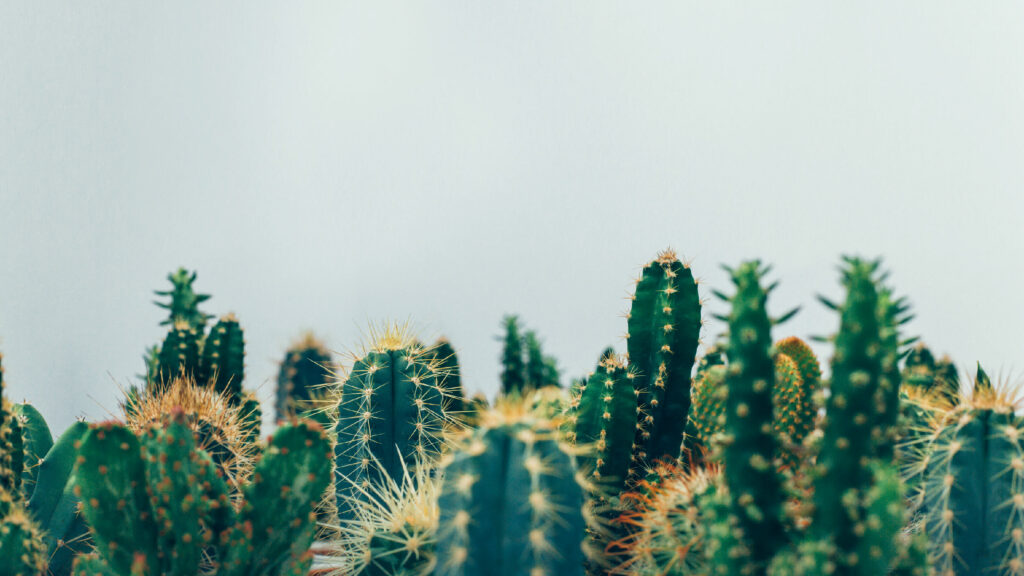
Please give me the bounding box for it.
[333,327,451,513]
[199,314,246,402]
[73,414,331,576]
[434,402,588,576]
[276,332,334,422]
[566,353,639,495]
[154,268,213,329]
[774,336,822,443]
[920,384,1024,576]
[627,249,702,463]
[713,260,788,574]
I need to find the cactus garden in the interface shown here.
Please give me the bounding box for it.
[0,250,1016,576]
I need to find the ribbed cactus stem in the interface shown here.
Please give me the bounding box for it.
[435,405,587,576]
[276,332,334,422]
[627,249,702,463]
[922,390,1024,576]
[334,328,450,515]
[567,353,640,495]
[200,314,246,402]
[155,320,201,387]
[718,260,787,573]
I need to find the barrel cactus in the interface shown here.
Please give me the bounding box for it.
[276,332,335,422]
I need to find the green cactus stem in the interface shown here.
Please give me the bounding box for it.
[0,493,48,576]
[500,315,527,395]
[434,401,588,576]
[14,403,53,494]
[199,314,246,402]
[433,337,466,415]
[626,249,702,464]
[566,353,640,495]
[154,268,212,330]
[155,320,202,387]
[334,325,452,513]
[276,332,334,422]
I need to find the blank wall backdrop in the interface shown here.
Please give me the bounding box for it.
[2,2,1022,432]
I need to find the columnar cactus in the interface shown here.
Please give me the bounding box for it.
[774,336,822,442]
[199,314,246,402]
[627,249,702,463]
[276,332,334,422]
[73,413,331,576]
[434,401,588,576]
[711,260,789,573]
[145,268,212,382]
[0,493,48,576]
[566,353,640,495]
[333,326,452,512]
[919,383,1024,575]
[155,320,202,386]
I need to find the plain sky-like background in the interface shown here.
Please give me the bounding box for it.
[2,3,1022,433]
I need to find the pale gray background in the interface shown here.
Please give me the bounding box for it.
[2,3,1022,433]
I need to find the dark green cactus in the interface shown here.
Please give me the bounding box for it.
[155,320,202,387]
[199,314,246,402]
[566,354,639,495]
[276,333,334,422]
[920,383,1024,576]
[435,404,588,576]
[627,249,702,463]
[500,315,527,395]
[334,329,451,514]
[902,344,959,407]
[774,336,822,442]
[714,260,788,573]
[433,337,466,414]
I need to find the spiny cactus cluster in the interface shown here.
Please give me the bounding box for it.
[6,252,1022,576]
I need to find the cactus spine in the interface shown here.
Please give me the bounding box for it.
[433,338,466,414]
[435,402,588,576]
[627,249,702,463]
[155,320,202,386]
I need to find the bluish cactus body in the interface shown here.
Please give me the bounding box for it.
[921,390,1024,576]
[435,406,587,576]
[200,314,246,402]
[334,335,449,507]
[627,249,702,464]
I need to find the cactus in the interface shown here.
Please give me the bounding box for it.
[74,414,331,576]
[199,314,246,402]
[810,258,905,573]
[154,268,213,329]
[14,403,53,494]
[155,320,202,387]
[500,315,527,395]
[333,325,452,514]
[774,336,822,441]
[711,260,789,574]
[433,338,466,415]
[276,332,334,422]
[626,249,702,463]
[902,344,959,406]
[330,457,440,576]
[611,463,720,576]
[918,380,1024,575]
[434,400,588,576]
[27,421,92,576]
[566,353,640,495]
[0,492,48,576]
[122,376,255,487]
[684,364,727,460]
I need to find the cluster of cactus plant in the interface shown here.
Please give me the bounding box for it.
[8,251,1024,576]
